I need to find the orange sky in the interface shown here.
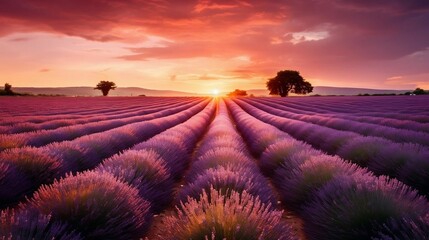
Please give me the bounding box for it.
[0,0,428,94]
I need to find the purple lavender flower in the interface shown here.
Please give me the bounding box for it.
[45,141,89,174]
[337,136,388,167]
[156,187,296,240]
[96,150,173,212]
[0,147,61,208]
[1,208,82,240]
[302,175,429,239]
[276,155,372,209]
[179,167,276,206]
[26,171,151,239]
[132,140,189,179]
[260,139,321,175]
[372,215,429,240]
[186,147,258,182]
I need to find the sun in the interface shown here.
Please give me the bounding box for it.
[211,89,219,96]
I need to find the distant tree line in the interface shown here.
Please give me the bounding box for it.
[228,89,248,97]
[0,83,65,96]
[357,88,429,97]
[404,88,429,95]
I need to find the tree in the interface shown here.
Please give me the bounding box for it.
[228,89,247,97]
[266,70,313,97]
[4,83,12,94]
[94,81,117,96]
[1,83,15,96]
[413,88,427,95]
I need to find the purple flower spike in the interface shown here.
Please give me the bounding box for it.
[156,187,296,240]
[0,208,82,240]
[179,167,276,206]
[96,150,173,212]
[26,171,151,239]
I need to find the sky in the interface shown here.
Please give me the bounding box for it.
[0,0,429,94]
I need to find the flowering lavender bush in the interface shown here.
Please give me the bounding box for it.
[0,134,27,151]
[337,136,388,167]
[276,155,372,209]
[0,208,82,240]
[45,141,89,174]
[372,215,429,240]
[26,171,151,239]
[196,135,248,156]
[0,147,61,208]
[303,175,429,239]
[259,139,318,175]
[186,147,258,182]
[178,167,276,206]
[369,143,425,178]
[132,139,189,179]
[96,150,173,212]
[156,188,295,240]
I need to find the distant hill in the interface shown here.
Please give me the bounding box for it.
[246,86,409,97]
[12,86,409,97]
[13,87,202,97]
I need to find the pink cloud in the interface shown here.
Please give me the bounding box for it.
[0,0,428,90]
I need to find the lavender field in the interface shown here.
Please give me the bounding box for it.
[1,96,429,240]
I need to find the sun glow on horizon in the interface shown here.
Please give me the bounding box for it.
[212,89,219,96]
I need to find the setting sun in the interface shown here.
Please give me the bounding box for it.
[212,89,219,96]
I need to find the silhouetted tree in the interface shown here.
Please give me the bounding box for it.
[94,81,117,96]
[267,70,313,97]
[228,89,247,97]
[0,83,15,96]
[4,83,12,94]
[413,88,427,95]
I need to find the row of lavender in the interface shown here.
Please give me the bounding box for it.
[0,97,189,118]
[1,96,428,239]
[225,98,429,239]
[270,96,429,118]
[236,98,429,197]
[0,99,215,239]
[242,98,429,147]
[152,99,296,239]
[0,97,198,134]
[0,99,209,209]
[0,97,200,126]
[0,98,204,151]
[253,97,429,134]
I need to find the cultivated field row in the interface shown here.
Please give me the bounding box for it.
[1,96,428,239]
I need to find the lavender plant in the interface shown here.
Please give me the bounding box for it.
[26,171,151,239]
[96,150,173,212]
[156,188,295,240]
